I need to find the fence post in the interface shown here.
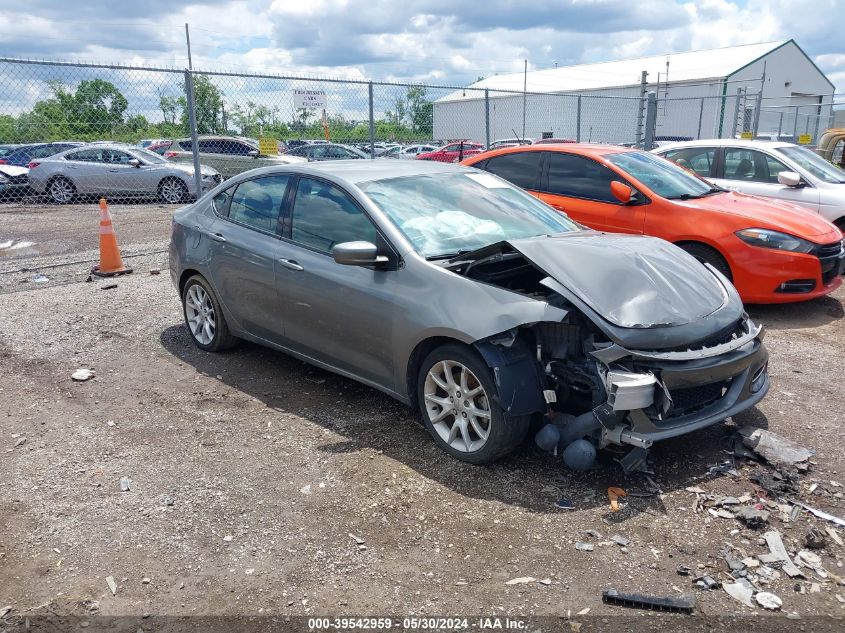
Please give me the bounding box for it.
[733,88,743,136]
[367,81,375,160]
[484,89,490,149]
[643,91,657,150]
[635,70,647,147]
[696,97,705,139]
[184,70,203,198]
[793,105,800,140]
[576,95,581,143]
[752,90,763,137]
[777,112,784,137]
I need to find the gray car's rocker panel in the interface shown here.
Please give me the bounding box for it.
[169,160,769,471]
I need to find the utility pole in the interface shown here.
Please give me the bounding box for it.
[752,61,766,136]
[522,59,527,141]
[184,23,193,70]
[635,70,648,147]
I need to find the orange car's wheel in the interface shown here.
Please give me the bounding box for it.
[679,243,732,282]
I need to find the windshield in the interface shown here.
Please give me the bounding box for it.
[779,145,845,184]
[359,171,581,258]
[607,151,715,199]
[132,148,168,164]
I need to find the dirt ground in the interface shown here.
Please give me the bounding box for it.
[1,199,844,631]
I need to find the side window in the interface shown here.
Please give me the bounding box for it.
[102,150,134,164]
[483,152,542,189]
[197,139,221,154]
[224,141,254,156]
[758,152,790,183]
[723,148,757,181]
[290,178,377,253]
[443,144,458,152]
[66,148,104,162]
[663,147,715,177]
[545,153,619,203]
[212,187,233,216]
[31,145,62,159]
[227,176,289,234]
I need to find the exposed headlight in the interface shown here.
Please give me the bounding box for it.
[735,228,814,253]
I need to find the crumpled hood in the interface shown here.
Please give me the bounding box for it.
[683,191,838,238]
[0,165,28,178]
[509,232,732,328]
[168,162,218,177]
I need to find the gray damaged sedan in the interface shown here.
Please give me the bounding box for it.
[169,161,769,472]
[28,143,221,204]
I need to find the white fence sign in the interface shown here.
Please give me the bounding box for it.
[293,89,327,109]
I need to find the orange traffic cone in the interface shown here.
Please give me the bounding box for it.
[91,198,132,277]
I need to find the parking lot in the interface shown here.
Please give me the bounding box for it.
[1,198,845,627]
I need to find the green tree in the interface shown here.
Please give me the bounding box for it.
[182,74,223,134]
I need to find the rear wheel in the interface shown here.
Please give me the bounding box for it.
[159,177,189,204]
[679,242,732,281]
[181,275,238,352]
[417,343,530,464]
[48,177,76,204]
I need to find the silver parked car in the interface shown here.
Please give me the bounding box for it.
[654,139,845,230]
[165,135,306,179]
[28,144,221,204]
[169,161,769,470]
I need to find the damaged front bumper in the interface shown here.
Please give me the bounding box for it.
[598,336,769,447]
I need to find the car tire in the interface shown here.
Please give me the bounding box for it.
[417,343,530,464]
[679,242,733,281]
[47,176,76,204]
[159,177,189,204]
[181,275,238,352]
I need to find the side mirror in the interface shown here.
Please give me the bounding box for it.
[248,150,260,158]
[331,241,389,266]
[777,171,801,187]
[610,180,634,204]
[127,158,141,168]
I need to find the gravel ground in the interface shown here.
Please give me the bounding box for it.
[1,200,844,630]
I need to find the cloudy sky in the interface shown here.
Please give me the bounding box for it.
[1,0,843,92]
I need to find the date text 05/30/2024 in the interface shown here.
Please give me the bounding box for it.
[307,617,528,630]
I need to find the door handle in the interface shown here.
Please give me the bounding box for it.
[210,232,227,243]
[278,258,304,271]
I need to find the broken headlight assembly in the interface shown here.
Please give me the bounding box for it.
[735,228,814,253]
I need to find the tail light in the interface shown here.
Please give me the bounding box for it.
[0,159,6,164]
[164,151,177,158]
[27,161,40,169]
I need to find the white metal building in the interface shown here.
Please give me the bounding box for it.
[434,40,835,145]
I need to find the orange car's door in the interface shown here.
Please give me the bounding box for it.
[536,152,645,234]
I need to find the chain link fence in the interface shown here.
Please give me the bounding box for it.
[0,56,840,206]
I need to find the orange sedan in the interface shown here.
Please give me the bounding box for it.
[462,144,844,303]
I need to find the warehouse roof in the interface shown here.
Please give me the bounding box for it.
[438,40,790,102]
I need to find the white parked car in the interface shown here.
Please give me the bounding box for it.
[385,144,438,159]
[654,139,845,230]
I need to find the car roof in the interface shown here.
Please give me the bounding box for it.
[240,158,478,185]
[655,139,797,152]
[468,143,633,161]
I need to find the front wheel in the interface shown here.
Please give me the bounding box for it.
[417,344,530,464]
[679,242,733,281]
[181,275,238,352]
[48,177,76,204]
[159,177,189,204]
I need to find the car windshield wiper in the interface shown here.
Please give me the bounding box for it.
[426,250,473,261]
[666,192,706,200]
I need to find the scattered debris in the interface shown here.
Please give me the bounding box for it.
[610,535,630,547]
[349,533,365,546]
[101,283,118,290]
[106,576,117,595]
[13,437,26,448]
[742,557,760,569]
[32,274,49,283]
[825,527,843,547]
[575,542,594,552]
[709,508,735,519]
[738,426,814,466]
[141,577,150,584]
[676,565,691,576]
[149,268,161,275]
[804,527,826,550]
[602,588,695,614]
[71,368,95,382]
[723,578,755,608]
[694,575,721,590]
[789,500,845,528]
[554,498,575,511]
[0,607,10,618]
[796,550,826,577]
[223,535,233,542]
[836,595,845,604]
[245,568,255,575]
[505,576,537,585]
[751,468,800,496]
[735,506,770,528]
[582,529,601,539]
[685,486,706,494]
[764,530,804,578]
[607,487,627,513]
[119,477,131,492]
[299,484,311,495]
[755,591,783,610]
[539,578,552,585]
[576,608,590,615]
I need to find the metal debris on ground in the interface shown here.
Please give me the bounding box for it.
[751,468,801,496]
[602,588,695,614]
[735,505,771,527]
[607,487,627,513]
[763,530,804,578]
[611,535,630,547]
[32,274,49,283]
[755,591,783,610]
[722,578,755,607]
[505,576,538,585]
[694,575,721,590]
[825,527,843,546]
[738,426,814,466]
[106,575,117,595]
[582,529,601,539]
[708,508,735,519]
[349,533,365,546]
[149,268,161,275]
[676,565,690,576]
[100,283,118,290]
[71,368,95,382]
[789,500,845,528]
[804,527,826,549]
[575,542,595,552]
[119,477,131,492]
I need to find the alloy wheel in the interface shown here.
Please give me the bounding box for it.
[423,360,491,453]
[185,284,215,345]
[49,178,74,203]
[160,179,186,203]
